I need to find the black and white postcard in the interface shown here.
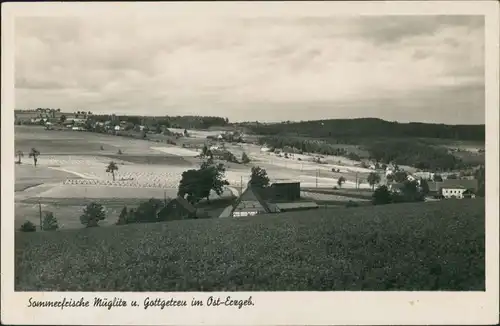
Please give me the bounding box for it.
[1,1,499,325]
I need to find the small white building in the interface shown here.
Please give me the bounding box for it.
[260,146,271,153]
[442,186,467,199]
[114,125,121,131]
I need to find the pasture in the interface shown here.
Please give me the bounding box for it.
[15,199,484,291]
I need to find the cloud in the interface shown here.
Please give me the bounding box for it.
[14,14,484,124]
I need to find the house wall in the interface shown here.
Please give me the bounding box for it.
[271,182,301,202]
[162,200,192,220]
[232,200,267,217]
[442,188,466,199]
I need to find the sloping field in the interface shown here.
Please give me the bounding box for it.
[15,165,80,192]
[15,199,484,291]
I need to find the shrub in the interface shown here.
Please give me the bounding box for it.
[117,149,123,155]
[100,145,104,150]
[372,185,392,205]
[241,152,251,164]
[134,198,163,223]
[42,212,59,231]
[345,200,359,208]
[116,206,128,225]
[80,202,106,227]
[20,221,36,232]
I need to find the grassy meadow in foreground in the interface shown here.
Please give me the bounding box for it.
[15,199,484,291]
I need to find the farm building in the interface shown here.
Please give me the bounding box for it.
[230,182,318,217]
[158,196,197,221]
[231,186,279,217]
[414,171,435,180]
[427,179,478,198]
[268,181,301,202]
[441,186,469,199]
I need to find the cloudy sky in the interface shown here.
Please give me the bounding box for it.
[14,13,485,124]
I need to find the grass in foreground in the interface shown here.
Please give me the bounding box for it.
[15,199,484,291]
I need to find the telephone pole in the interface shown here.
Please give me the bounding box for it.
[240,176,243,195]
[316,169,318,189]
[38,199,43,231]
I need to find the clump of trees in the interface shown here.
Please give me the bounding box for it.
[474,165,485,197]
[367,172,381,190]
[80,202,106,227]
[20,221,37,232]
[372,181,426,205]
[42,211,59,231]
[249,166,270,188]
[177,158,229,204]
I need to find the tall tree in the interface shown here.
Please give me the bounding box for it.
[249,166,270,188]
[16,150,24,164]
[367,172,381,190]
[337,176,346,188]
[419,178,430,196]
[178,159,229,204]
[29,148,40,167]
[106,161,119,181]
[80,202,106,227]
[474,165,485,197]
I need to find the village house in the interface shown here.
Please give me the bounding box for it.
[229,181,318,218]
[413,171,435,180]
[157,196,198,221]
[441,186,470,199]
[427,179,478,199]
[230,185,279,217]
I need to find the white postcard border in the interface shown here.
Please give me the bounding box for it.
[1,1,498,325]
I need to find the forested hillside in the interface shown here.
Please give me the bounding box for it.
[242,118,485,142]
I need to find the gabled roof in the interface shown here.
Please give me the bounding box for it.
[442,185,467,190]
[428,179,478,192]
[174,195,197,213]
[231,185,273,214]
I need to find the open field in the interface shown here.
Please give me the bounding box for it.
[15,165,80,192]
[15,199,484,291]
[14,126,388,229]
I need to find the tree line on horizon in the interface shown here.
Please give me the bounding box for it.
[242,118,485,142]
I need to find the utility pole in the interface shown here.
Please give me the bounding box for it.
[316,169,318,189]
[355,172,359,189]
[240,176,243,195]
[164,190,167,206]
[38,199,43,231]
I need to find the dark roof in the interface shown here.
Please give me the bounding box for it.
[231,186,273,214]
[174,195,197,213]
[271,181,300,185]
[428,179,478,192]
